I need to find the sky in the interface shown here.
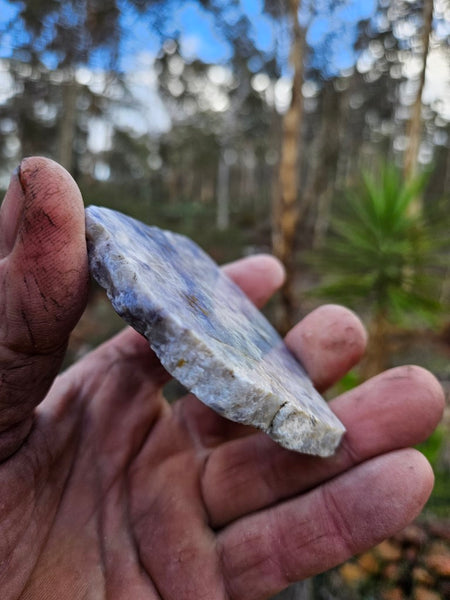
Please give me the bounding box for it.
[0,0,448,154]
[0,0,378,75]
[119,0,279,68]
[0,0,381,144]
[116,0,378,75]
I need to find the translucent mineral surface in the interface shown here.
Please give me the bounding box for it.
[85,205,345,456]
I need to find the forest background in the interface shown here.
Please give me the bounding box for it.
[0,1,449,598]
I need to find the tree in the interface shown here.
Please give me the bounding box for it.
[271,0,307,334]
[153,33,279,233]
[353,0,448,184]
[0,0,126,176]
[267,0,374,332]
[313,163,446,378]
[302,79,342,248]
[15,1,122,164]
[403,0,434,183]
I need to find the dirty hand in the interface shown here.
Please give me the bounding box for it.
[0,157,444,599]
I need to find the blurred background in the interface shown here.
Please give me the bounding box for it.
[0,1,449,598]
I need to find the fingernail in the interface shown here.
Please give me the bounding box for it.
[0,163,26,256]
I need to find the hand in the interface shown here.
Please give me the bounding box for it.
[0,158,444,600]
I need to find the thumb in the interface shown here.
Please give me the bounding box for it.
[0,157,88,459]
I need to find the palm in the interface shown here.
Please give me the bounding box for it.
[0,158,444,600]
[5,330,225,598]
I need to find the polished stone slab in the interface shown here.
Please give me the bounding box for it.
[85,206,345,456]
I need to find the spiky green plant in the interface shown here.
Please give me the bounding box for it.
[313,164,448,376]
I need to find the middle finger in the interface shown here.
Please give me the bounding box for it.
[202,365,444,527]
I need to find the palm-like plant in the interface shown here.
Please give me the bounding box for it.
[314,164,447,378]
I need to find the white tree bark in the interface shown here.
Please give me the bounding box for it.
[216,150,230,230]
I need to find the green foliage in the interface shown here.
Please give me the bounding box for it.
[416,426,445,467]
[425,468,450,518]
[331,370,361,396]
[313,164,448,327]
[420,428,450,518]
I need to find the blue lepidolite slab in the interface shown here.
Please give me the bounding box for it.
[85,206,345,456]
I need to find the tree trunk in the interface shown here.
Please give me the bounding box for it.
[312,186,333,249]
[403,0,434,185]
[216,149,230,230]
[302,82,341,248]
[272,0,306,333]
[360,309,390,380]
[58,71,78,172]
